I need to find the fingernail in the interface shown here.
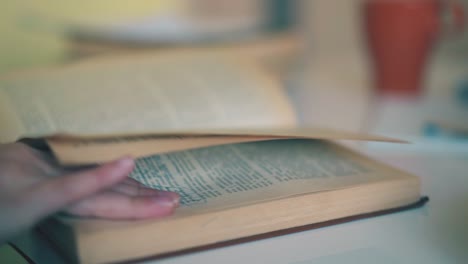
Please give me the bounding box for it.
[152,192,180,207]
[102,157,135,181]
[115,157,134,168]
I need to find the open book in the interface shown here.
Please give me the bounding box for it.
[0,51,425,263]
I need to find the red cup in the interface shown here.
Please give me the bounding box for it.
[364,0,464,97]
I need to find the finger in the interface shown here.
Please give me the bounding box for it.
[111,183,162,196]
[65,190,180,219]
[27,157,135,219]
[122,177,145,187]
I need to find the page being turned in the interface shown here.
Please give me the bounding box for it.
[0,51,297,143]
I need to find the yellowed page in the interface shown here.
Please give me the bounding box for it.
[0,51,296,143]
[47,127,403,165]
[124,140,418,214]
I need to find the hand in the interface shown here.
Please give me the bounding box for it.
[0,142,179,244]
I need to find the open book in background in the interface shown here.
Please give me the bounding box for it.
[67,33,303,78]
[63,0,302,76]
[0,51,426,263]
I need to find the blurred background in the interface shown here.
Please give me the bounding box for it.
[1,0,468,145]
[0,0,301,73]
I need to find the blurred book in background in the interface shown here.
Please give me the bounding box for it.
[64,0,303,77]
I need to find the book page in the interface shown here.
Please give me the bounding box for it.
[130,139,412,214]
[47,127,403,165]
[0,51,296,143]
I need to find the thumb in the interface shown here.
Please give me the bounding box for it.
[29,157,135,219]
